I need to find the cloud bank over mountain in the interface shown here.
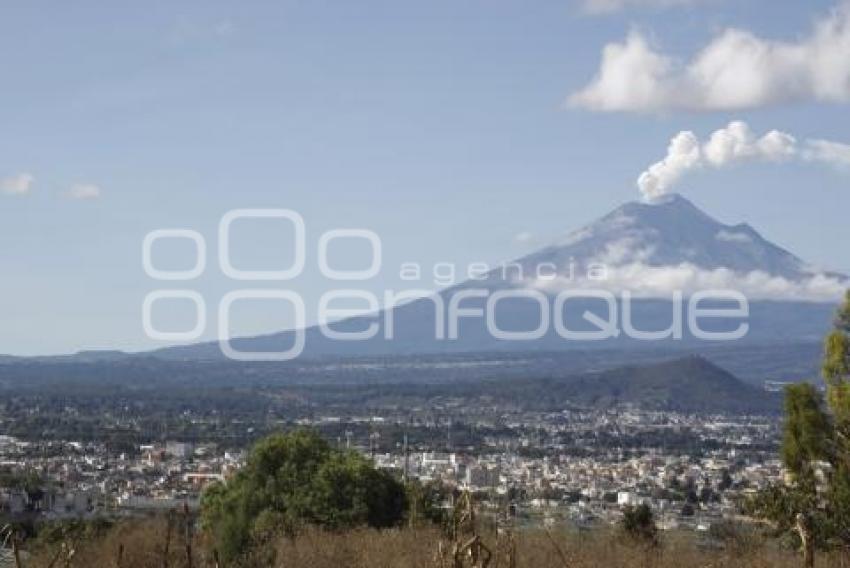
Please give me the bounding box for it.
[569,2,850,112]
[529,261,848,302]
[516,194,848,302]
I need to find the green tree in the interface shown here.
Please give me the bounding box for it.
[822,291,850,547]
[749,291,850,559]
[748,373,838,556]
[201,430,407,562]
[620,504,657,545]
[781,383,833,485]
[824,290,850,458]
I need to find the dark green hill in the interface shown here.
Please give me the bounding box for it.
[490,355,779,413]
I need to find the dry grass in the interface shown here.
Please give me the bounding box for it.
[269,527,441,568]
[27,516,212,568]
[23,519,850,568]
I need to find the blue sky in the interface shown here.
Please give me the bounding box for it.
[1,0,849,355]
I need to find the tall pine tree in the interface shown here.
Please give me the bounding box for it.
[824,290,850,457]
[750,290,850,560]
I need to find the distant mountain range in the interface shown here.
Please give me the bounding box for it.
[0,352,779,415]
[0,194,831,415]
[3,193,842,393]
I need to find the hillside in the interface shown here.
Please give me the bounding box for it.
[275,355,781,415]
[404,355,779,414]
[536,355,777,413]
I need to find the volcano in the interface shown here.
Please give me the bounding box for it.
[156,194,846,360]
[498,193,845,301]
[526,194,830,280]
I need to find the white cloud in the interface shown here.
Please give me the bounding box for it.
[1,173,34,196]
[637,121,850,200]
[522,227,847,302]
[570,32,674,112]
[596,238,656,265]
[514,231,534,244]
[569,2,850,112]
[67,183,101,200]
[528,262,848,302]
[804,139,850,168]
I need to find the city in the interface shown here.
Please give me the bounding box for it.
[1,392,783,532]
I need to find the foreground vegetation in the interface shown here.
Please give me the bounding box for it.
[21,518,850,567]
[747,291,850,566]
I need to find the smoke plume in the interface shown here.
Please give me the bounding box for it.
[638,121,850,200]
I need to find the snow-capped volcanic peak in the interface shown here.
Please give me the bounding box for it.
[515,194,847,301]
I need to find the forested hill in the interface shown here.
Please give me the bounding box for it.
[0,353,780,415]
[349,355,781,414]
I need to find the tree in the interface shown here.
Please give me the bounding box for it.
[749,290,850,562]
[620,504,657,545]
[201,430,407,562]
[746,387,827,564]
[719,469,734,491]
[824,290,850,459]
[822,291,850,547]
[781,384,833,485]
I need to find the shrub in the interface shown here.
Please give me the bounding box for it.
[201,430,407,562]
[620,504,658,545]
